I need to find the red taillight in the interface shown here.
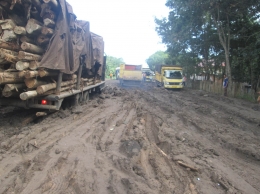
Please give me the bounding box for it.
[41,100,47,105]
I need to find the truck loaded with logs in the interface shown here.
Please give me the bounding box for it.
[0,0,106,110]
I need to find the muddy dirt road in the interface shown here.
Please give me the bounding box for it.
[0,80,260,194]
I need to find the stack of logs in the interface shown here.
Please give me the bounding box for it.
[0,0,99,101]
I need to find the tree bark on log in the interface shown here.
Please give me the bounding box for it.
[0,40,20,51]
[25,78,47,89]
[16,61,29,70]
[21,42,45,55]
[18,51,42,61]
[20,85,73,100]
[20,36,36,44]
[43,18,55,28]
[2,83,25,97]
[29,61,39,70]
[0,48,18,64]
[0,19,16,30]
[2,30,17,42]
[14,26,26,35]
[0,76,24,84]
[37,79,76,94]
[38,69,58,77]
[26,19,43,35]
[37,34,50,45]
[41,26,53,37]
[24,70,39,78]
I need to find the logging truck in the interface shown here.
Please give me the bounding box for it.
[0,0,106,110]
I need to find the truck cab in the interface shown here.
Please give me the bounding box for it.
[155,65,183,89]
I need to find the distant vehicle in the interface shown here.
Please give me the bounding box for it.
[155,65,183,89]
[115,67,120,80]
[142,68,154,82]
[119,64,143,86]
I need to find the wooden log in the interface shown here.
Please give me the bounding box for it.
[37,79,76,94]
[14,26,26,35]
[25,78,47,89]
[38,69,58,77]
[24,70,39,78]
[43,0,58,9]
[18,71,25,78]
[0,19,16,30]
[25,19,43,35]
[2,30,17,42]
[3,83,26,92]
[0,71,20,78]
[15,61,29,70]
[0,40,19,51]
[41,26,53,37]
[29,61,39,70]
[20,85,72,100]
[2,90,20,97]
[0,48,18,64]
[43,18,55,28]
[0,76,24,85]
[20,36,36,44]
[21,42,45,55]
[63,74,77,81]
[2,82,26,98]
[18,51,42,61]
[37,34,50,45]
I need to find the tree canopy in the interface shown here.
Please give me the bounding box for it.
[155,0,260,90]
[105,56,124,76]
[146,51,169,71]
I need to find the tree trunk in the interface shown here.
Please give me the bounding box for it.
[25,19,43,35]
[41,26,53,37]
[20,85,73,100]
[43,18,55,28]
[14,26,26,35]
[0,48,18,64]
[25,78,47,89]
[37,79,76,94]
[38,69,58,77]
[18,51,42,61]
[2,30,17,42]
[20,36,36,44]
[29,61,39,70]
[0,76,24,84]
[0,40,20,51]
[21,42,45,55]
[2,83,25,97]
[37,34,50,45]
[24,70,39,78]
[15,61,29,70]
[0,19,16,30]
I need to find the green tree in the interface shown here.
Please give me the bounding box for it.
[106,56,124,77]
[146,51,169,71]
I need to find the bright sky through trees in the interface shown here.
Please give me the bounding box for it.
[66,0,168,67]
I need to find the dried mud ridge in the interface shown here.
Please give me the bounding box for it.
[0,80,260,194]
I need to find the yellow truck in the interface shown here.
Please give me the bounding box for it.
[155,65,183,89]
[119,64,143,86]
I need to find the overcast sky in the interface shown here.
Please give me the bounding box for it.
[66,0,169,67]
